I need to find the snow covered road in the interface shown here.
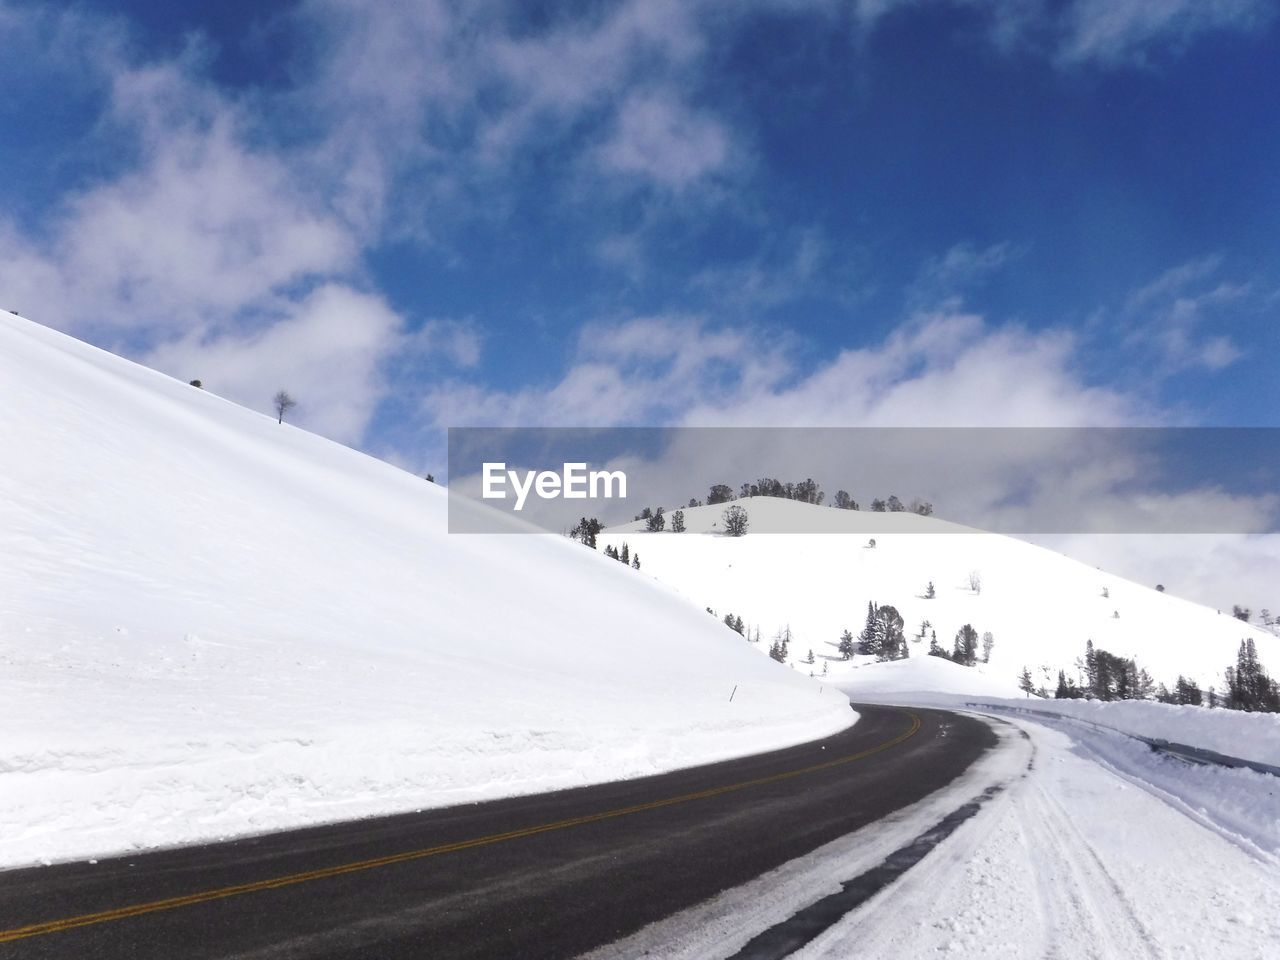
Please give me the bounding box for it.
[795,714,1280,960]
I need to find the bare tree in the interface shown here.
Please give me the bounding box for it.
[273,390,297,424]
[967,570,983,594]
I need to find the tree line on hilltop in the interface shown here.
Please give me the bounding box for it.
[699,481,932,516]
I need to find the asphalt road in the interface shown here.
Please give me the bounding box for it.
[0,705,996,959]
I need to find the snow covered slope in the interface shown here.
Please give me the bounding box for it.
[602,498,1277,698]
[0,314,850,868]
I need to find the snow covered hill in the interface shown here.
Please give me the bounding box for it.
[0,314,850,868]
[601,498,1278,698]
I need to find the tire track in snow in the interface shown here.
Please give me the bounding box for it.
[1015,780,1164,960]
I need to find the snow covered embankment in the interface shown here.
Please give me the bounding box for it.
[0,313,851,868]
[964,695,1280,767]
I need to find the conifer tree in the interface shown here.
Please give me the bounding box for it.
[952,624,979,666]
[1018,666,1035,696]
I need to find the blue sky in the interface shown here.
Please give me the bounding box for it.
[2,0,1279,473]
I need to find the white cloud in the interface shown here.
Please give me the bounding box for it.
[595,93,732,189]
[424,309,1140,430]
[47,123,351,329]
[0,6,413,447]
[297,0,738,193]
[145,285,405,445]
[423,314,770,427]
[683,313,1139,428]
[0,36,358,337]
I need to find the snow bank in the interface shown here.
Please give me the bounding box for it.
[962,696,1280,768]
[0,314,851,868]
[837,654,1026,699]
[827,658,1280,767]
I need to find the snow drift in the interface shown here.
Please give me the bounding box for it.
[0,314,850,868]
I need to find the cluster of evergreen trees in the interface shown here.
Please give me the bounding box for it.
[632,506,686,532]
[768,625,794,663]
[1049,637,1279,713]
[601,542,640,569]
[713,609,763,646]
[1052,640,1157,701]
[1223,638,1280,711]
[923,623,993,666]
[846,602,907,661]
[1156,675,1204,706]
[569,517,604,548]
[868,496,933,515]
[712,614,811,669]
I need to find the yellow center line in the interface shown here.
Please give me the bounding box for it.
[0,711,922,945]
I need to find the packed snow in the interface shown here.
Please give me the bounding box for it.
[0,314,851,868]
[794,713,1280,960]
[603,497,1277,698]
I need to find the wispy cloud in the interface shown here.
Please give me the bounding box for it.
[853,0,1273,67]
[909,241,1021,308]
[1057,0,1274,67]
[689,228,833,310]
[1120,256,1251,373]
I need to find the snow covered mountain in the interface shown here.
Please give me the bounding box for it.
[602,498,1278,698]
[0,314,850,867]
